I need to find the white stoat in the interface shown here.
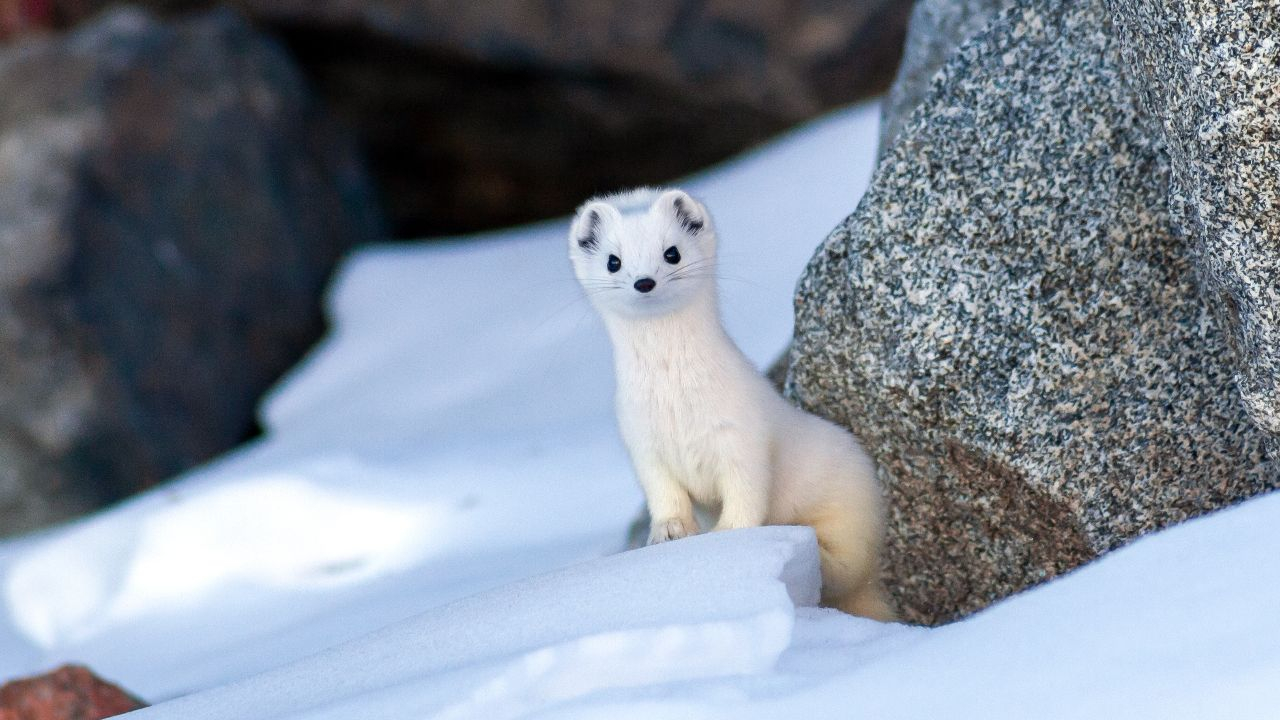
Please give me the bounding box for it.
[567,187,894,621]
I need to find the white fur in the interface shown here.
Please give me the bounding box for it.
[568,188,894,620]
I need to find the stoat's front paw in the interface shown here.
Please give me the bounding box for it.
[647,517,692,545]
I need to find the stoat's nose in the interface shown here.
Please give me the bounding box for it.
[633,278,656,293]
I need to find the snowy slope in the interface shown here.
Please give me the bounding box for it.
[123,526,823,720]
[2,100,1278,718]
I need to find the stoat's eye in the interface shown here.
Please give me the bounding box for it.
[607,254,621,273]
[664,246,681,264]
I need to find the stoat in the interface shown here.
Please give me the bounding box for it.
[567,188,894,621]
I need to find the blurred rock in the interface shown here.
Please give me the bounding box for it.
[0,429,98,538]
[0,665,144,720]
[787,0,1278,624]
[53,0,915,237]
[0,7,383,536]
[0,0,52,40]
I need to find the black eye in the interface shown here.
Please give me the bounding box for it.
[607,254,621,273]
[664,246,681,264]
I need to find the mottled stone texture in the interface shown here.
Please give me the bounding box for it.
[877,0,1007,152]
[1107,0,1280,443]
[787,0,1278,624]
[0,7,382,537]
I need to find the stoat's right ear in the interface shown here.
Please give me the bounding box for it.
[570,201,613,255]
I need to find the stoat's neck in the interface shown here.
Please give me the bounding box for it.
[602,288,735,374]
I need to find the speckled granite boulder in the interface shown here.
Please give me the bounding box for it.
[787,0,1278,624]
[1108,0,1280,441]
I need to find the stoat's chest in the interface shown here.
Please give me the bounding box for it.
[614,335,751,500]
[619,349,728,431]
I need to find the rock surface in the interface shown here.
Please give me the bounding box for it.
[1108,0,1280,443]
[54,0,915,236]
[787,0,1278,624]
[0,0,52,40]
[876,0,1007,152]
[0,7,383,537]
[0,665,144,720]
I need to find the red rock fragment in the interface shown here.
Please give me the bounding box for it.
[0,665,145,720]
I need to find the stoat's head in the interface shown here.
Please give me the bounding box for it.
[567,188,717,318]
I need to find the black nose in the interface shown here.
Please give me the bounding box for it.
[634,278,656,293]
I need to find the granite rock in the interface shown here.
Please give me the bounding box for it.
[876,0,1007,153]
[1107,0,1280,443]
[787,0,1278,624]
[53,0,915,236]
[0,7,383,537]
[762,0,1006,384]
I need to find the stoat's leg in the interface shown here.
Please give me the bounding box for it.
[636,459,696,545]
[648,516,694,545]
[834,579,897,622]
[712,446,770,531]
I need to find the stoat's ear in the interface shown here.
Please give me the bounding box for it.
[570,201,609,254]
[654,189,708,236]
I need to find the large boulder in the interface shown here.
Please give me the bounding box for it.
[52,0,916,237]
[786,0,1278,624]
[0,7,383,537]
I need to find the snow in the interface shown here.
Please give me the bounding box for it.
[122,526,819,720]
[1,100,1278,718]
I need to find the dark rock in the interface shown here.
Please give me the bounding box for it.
[0,430,98,537]
[0,7,383,537]
[0,665,145,720]
[0,0,53,40]
[787,0,1278,625]
[53,0,916,237]
[1107,0,1280,443]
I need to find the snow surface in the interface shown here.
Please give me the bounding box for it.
[2,101,1278,718]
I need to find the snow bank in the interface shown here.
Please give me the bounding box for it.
[126,526,819,720]
[125,490,1279,719]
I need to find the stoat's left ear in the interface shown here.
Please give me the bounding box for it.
[654,189,708,236]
